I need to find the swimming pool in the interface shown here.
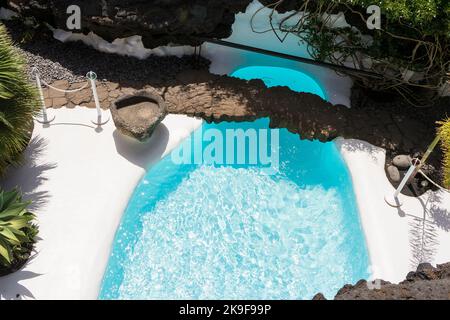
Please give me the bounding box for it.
[99,67,369,300]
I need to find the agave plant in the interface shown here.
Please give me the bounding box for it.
[0,188,38,267]
[438,118,450,188]
[0,23,39,176]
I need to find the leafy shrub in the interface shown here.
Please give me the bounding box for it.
[260,0,450,106]
[347,0,449,36]
[0,23,39,176]
[0,188,38,269]
[438,119,450,188]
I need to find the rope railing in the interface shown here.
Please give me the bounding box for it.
[385,158,421,207]
[31,67,109,126]
[39,78,89,93]
[385,157,450,207]
[418,169,450,194]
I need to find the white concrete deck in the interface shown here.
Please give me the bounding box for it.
[0,107,449,300]
[336,138,450,283]
[0,107,202,300]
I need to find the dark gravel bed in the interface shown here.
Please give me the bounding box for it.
[3,21,209,85]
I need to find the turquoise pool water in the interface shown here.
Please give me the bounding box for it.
[99,67,369,300]
[231,66,327,100]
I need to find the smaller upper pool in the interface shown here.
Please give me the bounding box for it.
[231,66,327,100]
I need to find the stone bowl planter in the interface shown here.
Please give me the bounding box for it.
[111,90,167,141]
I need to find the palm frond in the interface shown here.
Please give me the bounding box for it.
[0,23,39,176]
[437,118,450,188]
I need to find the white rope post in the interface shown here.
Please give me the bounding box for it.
[385,159,420,207]
[33,68,55,124]
[87,71,109,126]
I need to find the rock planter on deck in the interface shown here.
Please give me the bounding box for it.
[111,91,167,141]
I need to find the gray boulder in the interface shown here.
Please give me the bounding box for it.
[392,155,412,169]
[387,165,401,182]
[329,262,450,300]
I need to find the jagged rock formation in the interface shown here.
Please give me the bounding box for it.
[166,70,347,142]
[6,0,251,47]
[313,262,450,300]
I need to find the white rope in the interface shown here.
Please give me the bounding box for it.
[418,170,450,194]
[39,78,89,93]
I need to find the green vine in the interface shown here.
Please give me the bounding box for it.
[255,0,450,107]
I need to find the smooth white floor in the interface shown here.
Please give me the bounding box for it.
[0,107,202,299]
[336,138,450,283]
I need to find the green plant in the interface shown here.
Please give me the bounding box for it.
[257,0,450,106]
[438,118,450,188]
[0,188,38,268]
[0,23,39,176]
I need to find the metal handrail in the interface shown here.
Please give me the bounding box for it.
[198,37,384,79]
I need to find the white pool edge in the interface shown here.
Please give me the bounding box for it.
[335,138,450,284]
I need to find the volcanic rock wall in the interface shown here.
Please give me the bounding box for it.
[314,262,450,300]
[5,0,251,47]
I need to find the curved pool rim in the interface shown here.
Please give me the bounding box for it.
[230,65,328,101]
[99,65,369,300]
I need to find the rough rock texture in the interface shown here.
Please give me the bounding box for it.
[386,165,401,182]
[111,90,167,141]
[313,262,450,300]
[6,0,251,48]
[3,19,212,86]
